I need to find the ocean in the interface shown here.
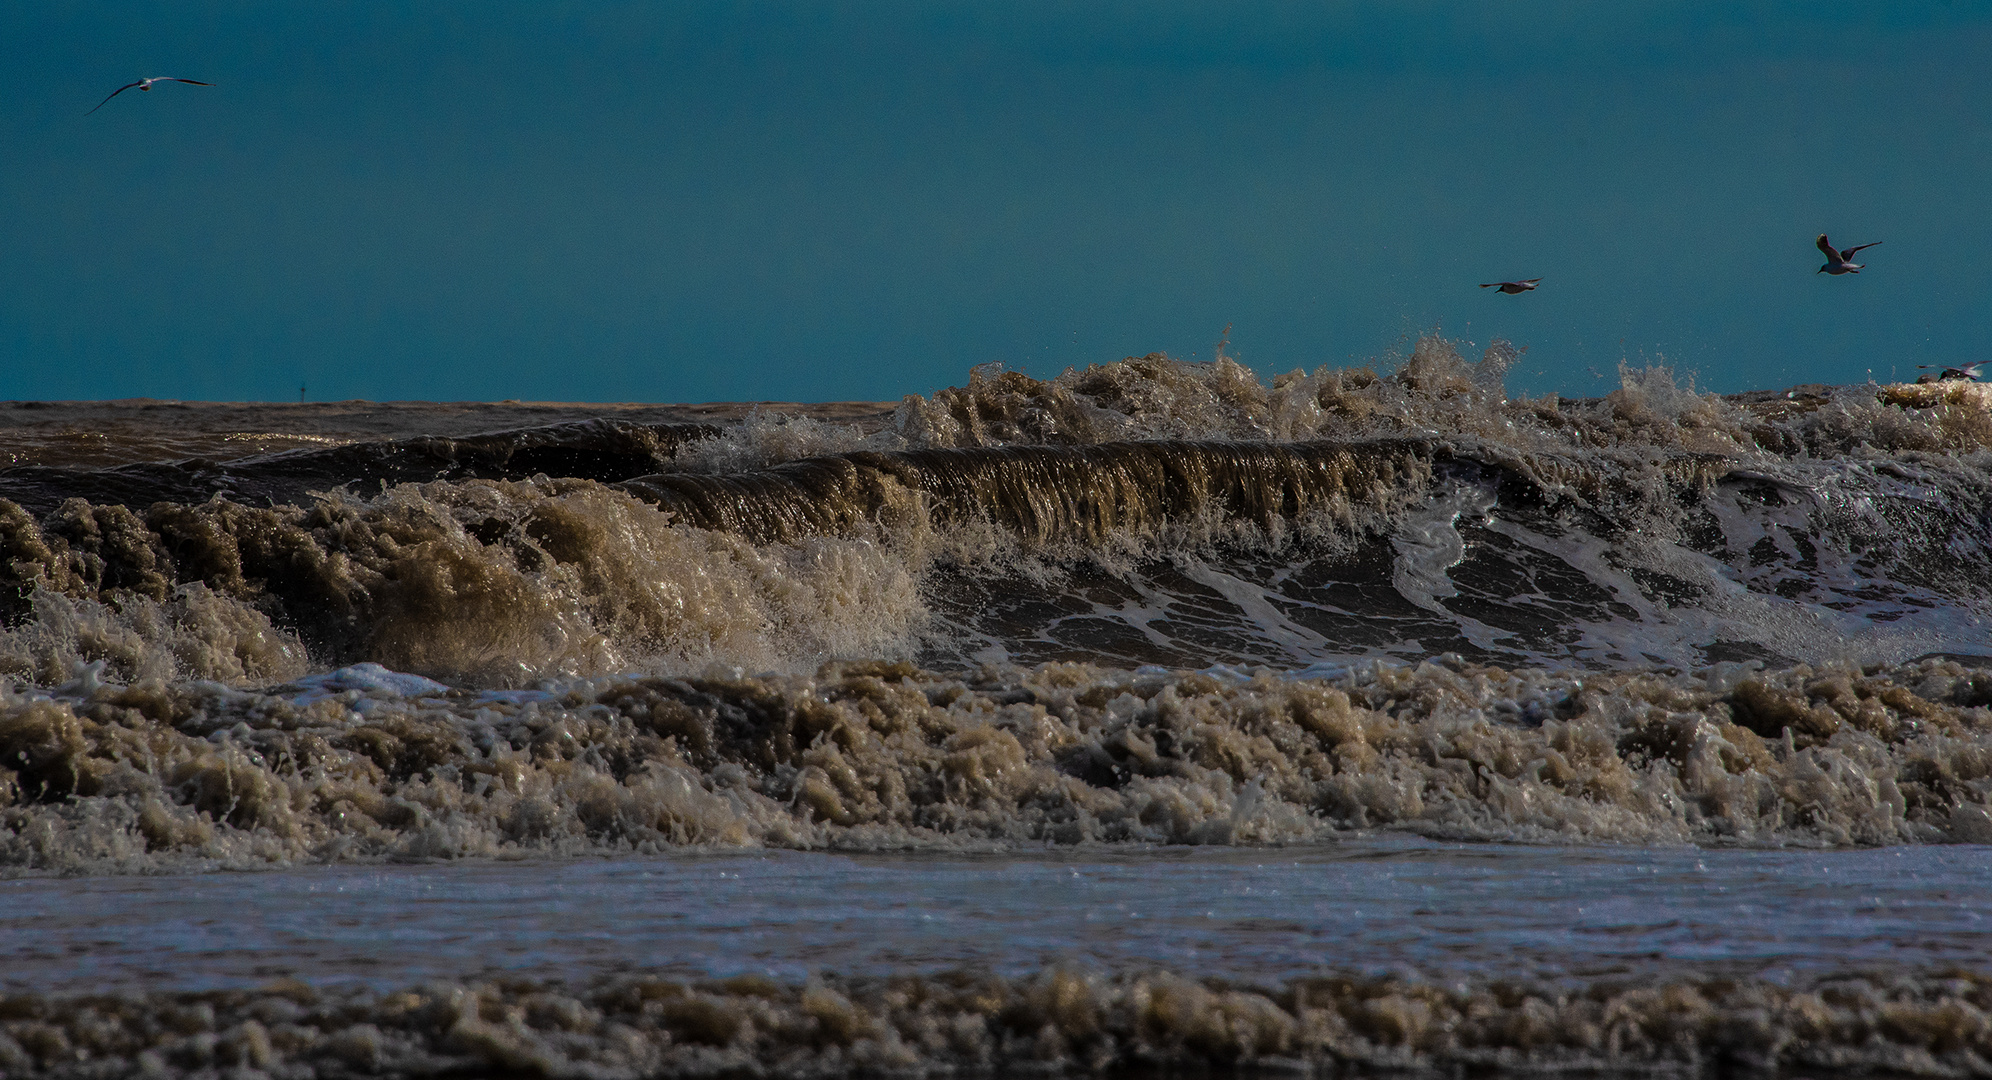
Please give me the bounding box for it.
[1,339,1989,1076]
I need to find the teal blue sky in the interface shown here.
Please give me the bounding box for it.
[5,2,1990,403]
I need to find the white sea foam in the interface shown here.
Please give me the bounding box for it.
[283,663,453,705]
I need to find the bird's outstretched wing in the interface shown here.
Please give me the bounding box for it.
[1841,241,1881,257]
[1479,282,1503,289]
[1519,278,1541,286]
[159,78,212,86]
[1816,234,1839,259]
[86,81,144,115]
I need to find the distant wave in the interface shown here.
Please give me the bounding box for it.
[0,418,716,514]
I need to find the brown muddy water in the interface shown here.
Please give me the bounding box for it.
[1,344,1989,1076]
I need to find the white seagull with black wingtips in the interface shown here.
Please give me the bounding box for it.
[87,77,212,115]
[1816,234,1880,275]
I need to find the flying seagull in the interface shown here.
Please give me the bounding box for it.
[87,77,212,115]
[1816,234,1880,275]
[1480,278,1541,294]
[1917,363,1985,382]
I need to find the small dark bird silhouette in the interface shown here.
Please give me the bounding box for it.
[87,77,212,115]
[1816,234,1880,275]
[1917,363,1985,382]
[1480,278,1540,294]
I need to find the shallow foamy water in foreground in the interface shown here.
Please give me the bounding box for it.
[5,842,1992,1077]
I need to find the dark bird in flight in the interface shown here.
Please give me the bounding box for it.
[1480,278,1541,294]
[87,77,212,115]
[1816,234,1880,275]
[1917,362,1986,382]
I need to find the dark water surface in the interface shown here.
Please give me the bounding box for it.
[5,839,1987,994]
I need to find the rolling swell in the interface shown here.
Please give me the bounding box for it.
[0,438,1464,686]
[0,428,1767,685]
[620,439,1445,545]
[0,416,1986,682]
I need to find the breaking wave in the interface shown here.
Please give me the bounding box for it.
[1,337,1991,865]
